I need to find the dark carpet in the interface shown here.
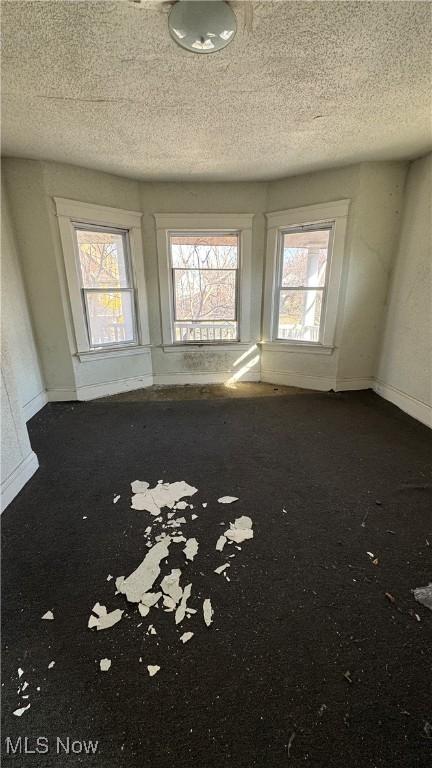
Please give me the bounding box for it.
[1,390,431,768]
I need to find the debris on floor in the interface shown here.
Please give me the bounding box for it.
[99,658,111,672]
[41,610,54,620]
[203,598,213,626]
[180,631,194,644]
[225,516,254,543]
[88,602,124,631]
[218,496,239,504]
[147,665,160,677]
[131,480,197,515]
[13,703,31,717]
[413,583,432,611]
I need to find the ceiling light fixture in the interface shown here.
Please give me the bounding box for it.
[168,1,237,54]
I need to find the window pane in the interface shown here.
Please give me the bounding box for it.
[174,268,236,321]
[170,234,238,269]
[174,321,238,343]
[76,229,129,288]
[85,291,135,347]
[282,229,330,288]
[277,289,323,342]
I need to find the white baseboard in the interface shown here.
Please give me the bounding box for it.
[47,387,77,402]
[373,380,432,428]
[335,377,374,391]
[23,390,48,421]
[76,374,153,401]
[154,370,260,386]
[1,450,39,512]
[260,368,334,391]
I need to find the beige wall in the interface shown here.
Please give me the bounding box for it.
[1,180,40,510]
[5,155,428,419]
[376,154,432,426]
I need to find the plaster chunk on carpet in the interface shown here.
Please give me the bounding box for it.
[180,631,194,644]
[203,598,214,627]
[88,602,124,631]
[100,658,111,672]
[131,481,197,515]
[183,537,199,561]
[41,611,54,620]
[161,569,183,604]
[13,703,30,717]
[225,516,254,543]
[216,535,227,551]
[118,538,171,603]
[218,496,239,504]
[413,583,432,611]
[175,583,192,624]
[148,665,160,677]
[214,563,230,574]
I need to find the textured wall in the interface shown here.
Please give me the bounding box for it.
[377,154,431,413]
[1,180,45,414]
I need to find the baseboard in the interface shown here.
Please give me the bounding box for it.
[76,374,154,401]
[374,380,431,428]
[23,390,48,421]
[335,377,374,391]
[1,450,39,512]
[260,368,334,391]
[153,370,260,386]
[47,387,78,402]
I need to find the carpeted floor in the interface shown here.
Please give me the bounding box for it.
[1,389,431,767]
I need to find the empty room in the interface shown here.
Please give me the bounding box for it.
[1,1,431,766]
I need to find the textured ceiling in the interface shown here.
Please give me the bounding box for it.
[1,0,431,181]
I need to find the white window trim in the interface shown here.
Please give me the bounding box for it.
[54,198,150,356]
[262,199,350,351]
[154,213,254,348]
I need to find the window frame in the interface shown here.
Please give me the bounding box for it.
[54,198,150,357]
[73,222,138,350]
[262,200,350,352]
[274,222,334,344]
[154,213,254,348]
[169,229,241,344]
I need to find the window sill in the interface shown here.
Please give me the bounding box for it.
[260,341,335,355]
[161,342,252,354]
[77,345,151,363]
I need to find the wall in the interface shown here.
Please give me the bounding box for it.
[376,154,432,426]
[1,182,40,510]
[4,156,423,417]
[261,162,407,391]
[1,180,45,418]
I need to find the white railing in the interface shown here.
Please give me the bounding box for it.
[175,322,237,343]
[278,325,320,342]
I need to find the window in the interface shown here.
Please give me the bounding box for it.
[275,225,332,342]
[54,198,150,357]
[74,225,136,349]
[169,232,239,343]
[154,213,254,348]
[263,200,350,350]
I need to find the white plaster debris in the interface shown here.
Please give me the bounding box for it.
[225,516,254,543]
[140,591,162,608]
[18,668,24,678]
[138,604,150,617]
[13,703,30,717]
[203,599,214,627]
[147,665,160,677]
[413,583,432,611]
[175,501,188,510]
[48,661,55,669]
[148,625,157,635]
[214,563,230,574]
[100,658,111,672]
[180,632,194,644]
[175,583,192,624]
[218,496,239,504]
[131,481,197,515]
[191,514,198,520]
[183,538,199,561]
[88,603,124,631]
[131,481,150,494]
[22,681,29,691]
[41,611,54,620]
[163,595,176,611]
[107,575,113,581]
[172,535,186,543]
[118,538,171,602]
[175,517,187,524]
[216,535,227,552]
[161,569,183,604]
[82,516,87,520]
[202,503,207,508]
[113,495,120,504]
